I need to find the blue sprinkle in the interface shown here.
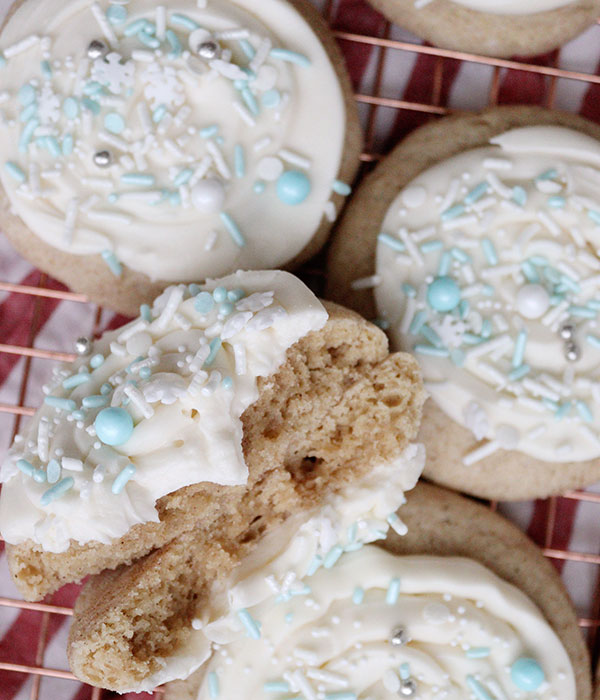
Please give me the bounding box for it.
[459,300,470,319]
[537,168,558,181]
[402,283,417,297]
[106,4,128,25]
[438,251,451,276]
[62,373,91,389]
[20,103,37,122]
[555,402,571,420]
[124,18,153,36]
[544,267,561,284]
[332,179,352,196]
[234,144,245,178]
[81,98,100,114]
[324,544,344,568]
[462,333,484,345]
[40,60,52,78]
[173,168,193,187]
[270,47,311,67]
[521,261,539,283]
[195,291,216,314]
[228,288,245,302]
[261,89,281,109]
[138,30,160,49]
[587,299,600,310]
[63,97,79,119]
[152,104,168,123]
[352,586,364,604]
[62,134,74,157]
[560,274,580,294]
[543,398,559,412]
[464,182,488,205]
[213,286,227,303]
[239,39,256,59]
[112,463,136,494]
[512,329,528,368]
[569,305,596,319]
[19,118,39,152]
[200,124,219,138]
[285,612,293,624]
[481,319,492,339]
[44,396,77,411]
[71,409,86,421]
[420,324,443,348]
[140,367,152,380]
[377,233,405,252]
[170,13,200,30]
[414,344,449,357]
[165,29,182,57]
[100,382,113,395]
[263,681,289,693]
[373,318,390,330]
[83,81,104,96]
[40,477,74,506]
[466,675,494,700]
[386,577,401,605]
[241,88,259,116]
[481,238,498,266]
[547,195,566,208]
[121,173,155,187]
[104,112,125,134]
[18,83,36,106]
[512,186,527,206]
[409,310,427,335]
[203,338,222,367]
[576,400,593,423]
[47,459,61,484]
[588,210,600,226]
[529,255,548,267]
[399,663,411,680]
[441,203,465,221]
[82,395,109,409]
[253,180,266,194]
[207,671,219,698]
[420,239,443,254]
[237,609,261,639]
[140,304,152,322]
[325,695,357,700]
[17,459,35,477]
[90,353,104,369]
[101,250,123,277]
[450,349,465,366]
[586,334,600,349]
[43,136,61,158]
[169,190,181,206]
[222,376,233,390]
[4,161,26,183]
[450,246,470,263]
[219,301,234,317]
[220,212,246,247]
[306,555,322,576]
[0,55,5,68]
[508,364,530,381]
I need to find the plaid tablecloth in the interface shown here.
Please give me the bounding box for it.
[1,1,600,698]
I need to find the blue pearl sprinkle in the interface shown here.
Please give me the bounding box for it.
[18,83,36,106]
[426,276,461,312]
[104,112,125,134]
[510,657,545,691]
[94,407,134,446]
[212,286,227,303]
[195,292,215,314]
[276,170,311,205]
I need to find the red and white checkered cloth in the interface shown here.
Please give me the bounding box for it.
[1,1,600,698]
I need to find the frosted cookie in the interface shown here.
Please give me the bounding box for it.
[0,0,361,315]
[367,0,600,59]
[165,482,591,700]
[0,269,425,610]
[328,106,600,500]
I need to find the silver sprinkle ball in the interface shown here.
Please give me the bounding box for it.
[390,626,410,646]
[87,39,108,60]
[93,150,112,168]
[399,679,417,696]
[559,322,575,340]
[565,341,581,362]
[198,40,220,60]
[75,337,92,356]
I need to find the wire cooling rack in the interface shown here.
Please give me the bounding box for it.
[2,1,600,698]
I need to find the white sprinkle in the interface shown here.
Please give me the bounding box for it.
[537,210,560,236]
[163,138,185,159]
[471,196,497,213]
[486,172,512,199]
[461,264,476,285]
[179,184,191,208]
[401,297,417,334]
[137,103,153,135]
[201,370,222,396]
[481,264,520,279]
[117,190,163,204]
[73,59,90,97]
[154,286,184,331]
[477,362,506,388]
[527,424,547,440]
[82,110,93,135]
[293,648,319,666]
[232,101,256,126]
[174,312,192,331]
[439,178,460,213]
[82,177,114,190]
[412,226,437,242]
[578,251,600,270]
[522,379,560,402]
[517,396,547,413]
[351,274,381,290]
[124,384,154,419]
[110,341,127,356]
[463,440,500,466]
[249,38,272,72]
[190,155,213,186]
[324,201,337,222]
[4,34,40,58]
[557,261,580,281]
[64,197,80,244]
[483,157,512,170]
[99,95,126,108]
[536,178,562,194]
[119,155,136,171]
[62,457,83,472]
[187,370,208,396]
[461,283,484,298]
[117,319,149,343]
[29,163,40,198]
[206,140,231,179]
[579,425,600,446]
[217,28,251,40]
[0,91,9,105]
[278,149,311,170]
[442,214,477,231]
[233,344,247,376]
[93,464,105,483]
[91,2,117,43]
[205,230,218,251]
[569,227,585,247]
[539,373,568,397]
[581,274,600,290]
[132,50,155,63]
[541,300,569,327]
[175,105,192,126]
[399,228,424,267]
[156,5,167,40]
[41,168,62,180]
[306,669,348,688]
[517,223,541,252]
[253,136,272,152]
[221,312,252,340]
[492,314,509,332]
[465,334,511,360]
[557,443,572,458]
[86,209,132,225]
[98,131,130,152]
[37,419,50,462]
[210,58,248,81]
[414,0,434,6]
[289,670,316,700]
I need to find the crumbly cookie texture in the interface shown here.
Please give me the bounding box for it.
[0,0,361,314]
[66,305,424,691]
[327,106,600,499]
[164,482,591,700]
[366,0,600,58]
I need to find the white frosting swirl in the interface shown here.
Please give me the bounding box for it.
[192,547,575,700]
[0,270,327,552]
[375,126,600,463]
[446,0,577,15]
[135,445,425,691]
[0,0,347,281]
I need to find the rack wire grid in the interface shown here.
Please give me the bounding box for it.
[2,0,600,698]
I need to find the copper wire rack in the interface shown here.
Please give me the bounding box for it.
[2,1,600,697]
